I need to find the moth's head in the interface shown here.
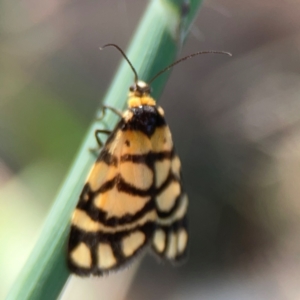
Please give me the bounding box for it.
[128,80,156,108]
[129,80,151,97]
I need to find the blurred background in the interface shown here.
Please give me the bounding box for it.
[1,0,300,299]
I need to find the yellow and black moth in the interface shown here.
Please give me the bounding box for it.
[68,44,231,276]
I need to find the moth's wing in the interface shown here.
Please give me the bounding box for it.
[68,126,157,276]
[150,124,188,263]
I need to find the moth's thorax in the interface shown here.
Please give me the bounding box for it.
[122,105,166,137]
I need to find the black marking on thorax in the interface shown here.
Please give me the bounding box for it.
[121,105,166,137]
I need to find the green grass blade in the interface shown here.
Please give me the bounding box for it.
[6,0,204,299]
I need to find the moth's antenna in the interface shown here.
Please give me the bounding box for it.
[100,44,139,84]
[149,51,232,85]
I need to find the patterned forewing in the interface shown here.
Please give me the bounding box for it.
[68,121,157,276]
[150,124,188,262]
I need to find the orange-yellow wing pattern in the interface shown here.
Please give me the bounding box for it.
[68,88,188,276]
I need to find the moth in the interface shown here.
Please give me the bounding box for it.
[67,44,231,276]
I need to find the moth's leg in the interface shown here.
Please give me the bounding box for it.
[89,129,111,157]
[90,105,122,157]
[96,105,123,121]
[94,129,111,148]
